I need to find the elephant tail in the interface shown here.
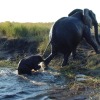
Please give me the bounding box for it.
[42,41,51,57]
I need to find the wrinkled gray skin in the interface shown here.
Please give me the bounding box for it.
[44,8,100,69]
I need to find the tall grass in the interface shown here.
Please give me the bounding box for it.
[0,21,53,53]
[0,21,52,38]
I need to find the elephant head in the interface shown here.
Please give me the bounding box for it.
[68,8,100,46]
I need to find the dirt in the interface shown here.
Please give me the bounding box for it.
[0,37,39,60]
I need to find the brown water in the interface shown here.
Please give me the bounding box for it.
[0,67,67,100]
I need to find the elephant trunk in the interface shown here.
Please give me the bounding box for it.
[94,23,100,45]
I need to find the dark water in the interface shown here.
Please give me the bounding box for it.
[0,67,67,100]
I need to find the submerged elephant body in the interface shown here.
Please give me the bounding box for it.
[18,55,43,75]
[44,9,100,69]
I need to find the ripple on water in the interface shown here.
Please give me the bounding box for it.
[0,67,67,100]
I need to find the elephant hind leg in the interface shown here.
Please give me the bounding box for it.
[61,51,71,67]
[44,52,57,65]
[44,46,57,69]
[72,48,77,59]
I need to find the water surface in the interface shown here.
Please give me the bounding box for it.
[0,67,67,100]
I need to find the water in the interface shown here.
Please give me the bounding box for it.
[0,67,67,100]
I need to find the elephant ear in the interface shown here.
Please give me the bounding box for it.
[89,10,97,25]
[83,9,92,28]
[68,9,83,16]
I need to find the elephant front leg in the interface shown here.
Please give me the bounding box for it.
[83,28,100,54]
[88,40,99,54]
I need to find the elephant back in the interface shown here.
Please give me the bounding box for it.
[49,16,83,50]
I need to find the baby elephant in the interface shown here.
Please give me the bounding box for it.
[18,55,44,75]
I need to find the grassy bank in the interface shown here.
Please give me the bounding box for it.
[0,22,52,54]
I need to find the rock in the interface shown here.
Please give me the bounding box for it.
[75,74,88,82]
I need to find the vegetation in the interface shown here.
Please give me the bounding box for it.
[0,21,52,54]
[0,21,52,38]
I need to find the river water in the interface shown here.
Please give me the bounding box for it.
[0,67,68,100]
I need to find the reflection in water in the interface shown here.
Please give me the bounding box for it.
[0,68,67,100]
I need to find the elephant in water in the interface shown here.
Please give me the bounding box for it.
[18,55,44,75]
[43,8,100,69]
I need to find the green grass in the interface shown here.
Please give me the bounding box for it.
[0,60,17,68]
[0,22,52,38]
[0,21,53,54]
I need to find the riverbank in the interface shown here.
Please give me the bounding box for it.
[0,37,100,100]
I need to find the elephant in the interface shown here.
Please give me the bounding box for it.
[18,55,43,75]
[43,8,100,69]
[68,9,100,58]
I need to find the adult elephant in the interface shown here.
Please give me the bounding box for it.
[68,9,100,58]
[44,8,100,69]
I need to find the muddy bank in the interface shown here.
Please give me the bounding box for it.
[0,36,99,60]
[0,37,40,60]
